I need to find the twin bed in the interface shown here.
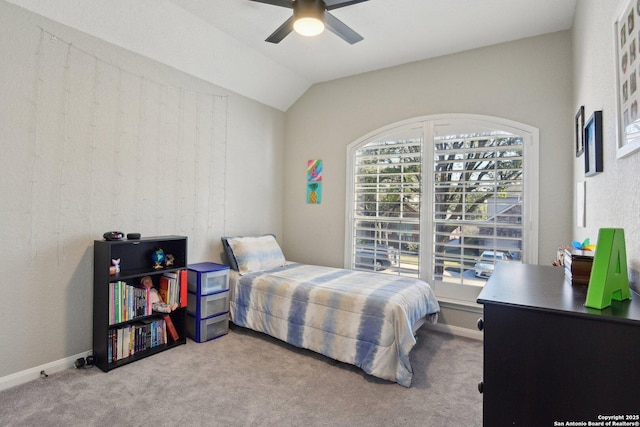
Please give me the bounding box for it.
[222,235,440,387]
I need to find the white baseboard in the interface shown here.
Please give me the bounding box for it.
[424,322,484,341]
[0,350,92,392]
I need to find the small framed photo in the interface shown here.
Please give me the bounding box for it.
[575,105,585,156]
[584,111,603,177]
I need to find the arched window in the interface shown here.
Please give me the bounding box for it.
[345,115,539,302]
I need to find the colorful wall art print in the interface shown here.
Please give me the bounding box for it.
[307,159,323,182]
[306,160,322,204]
[307,182,322,204]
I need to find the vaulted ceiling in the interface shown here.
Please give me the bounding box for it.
[8,0,576,111]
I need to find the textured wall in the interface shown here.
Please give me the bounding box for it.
[0,2,285,377]
[572,0,640,290]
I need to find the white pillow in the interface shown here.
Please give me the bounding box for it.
[226,235,286,275]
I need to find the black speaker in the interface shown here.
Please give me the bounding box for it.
[127,233,141,240]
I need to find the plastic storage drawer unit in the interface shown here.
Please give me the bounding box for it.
[186,312,229,343]
[186,262,230,343]
[187,263,229,295]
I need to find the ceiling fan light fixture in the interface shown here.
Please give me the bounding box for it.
[253,0,366,44]
[293,16,325,37]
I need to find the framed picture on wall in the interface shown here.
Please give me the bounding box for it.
[584,111,603,176]
[575,105,585,156]
[614,0,640,158]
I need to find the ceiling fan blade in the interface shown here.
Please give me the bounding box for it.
[248,0,293,8]
[324,11,363,44]
[265,16,295,43]
[325,0,369,10]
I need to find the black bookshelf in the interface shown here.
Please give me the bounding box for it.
[93,235,187,372]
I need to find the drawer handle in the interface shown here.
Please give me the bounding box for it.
[478,381,483,394]
[476,318,484,331]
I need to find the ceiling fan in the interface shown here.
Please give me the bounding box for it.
[249,0,369,44]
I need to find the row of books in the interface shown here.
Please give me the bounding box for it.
[107,315,180,363]
[108,281,151,325]
[159,270,186,307]
[108,270,188,325]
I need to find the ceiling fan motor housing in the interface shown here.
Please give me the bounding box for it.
[294,0,325,22]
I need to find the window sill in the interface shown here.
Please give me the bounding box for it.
[436,297,483,314]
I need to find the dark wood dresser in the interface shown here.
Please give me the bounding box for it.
[477,262,640,425]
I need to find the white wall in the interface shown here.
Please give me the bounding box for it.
[572,0,640,289]
[0,1,284,378]
[283,31,574,273]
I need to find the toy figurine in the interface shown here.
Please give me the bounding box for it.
[164,253,175,267]
[152,249,165,270]
[109,258,121,275]
[140,276,177,313]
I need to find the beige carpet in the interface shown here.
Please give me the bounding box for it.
[0,325,483,426]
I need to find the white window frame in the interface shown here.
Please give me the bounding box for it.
[345,114,539,304]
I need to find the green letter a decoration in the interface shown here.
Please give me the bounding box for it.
[585,228,631,309]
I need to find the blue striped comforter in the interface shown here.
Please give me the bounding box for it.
[230,263,440,387]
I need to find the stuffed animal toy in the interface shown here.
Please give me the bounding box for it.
[140,276,178,313]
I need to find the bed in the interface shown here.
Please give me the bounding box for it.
[222,235,440,387]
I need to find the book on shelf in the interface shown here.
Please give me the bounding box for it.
[139,318,154,351]
[108,329,113,363]
[116,328,124,361]
[159,276,171,305]
[113,281,121,324]
[123,326,131,358]
[163,314,179,342]
[109,283,114,325]
[122,285,127,321]
[179,269,187,308]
